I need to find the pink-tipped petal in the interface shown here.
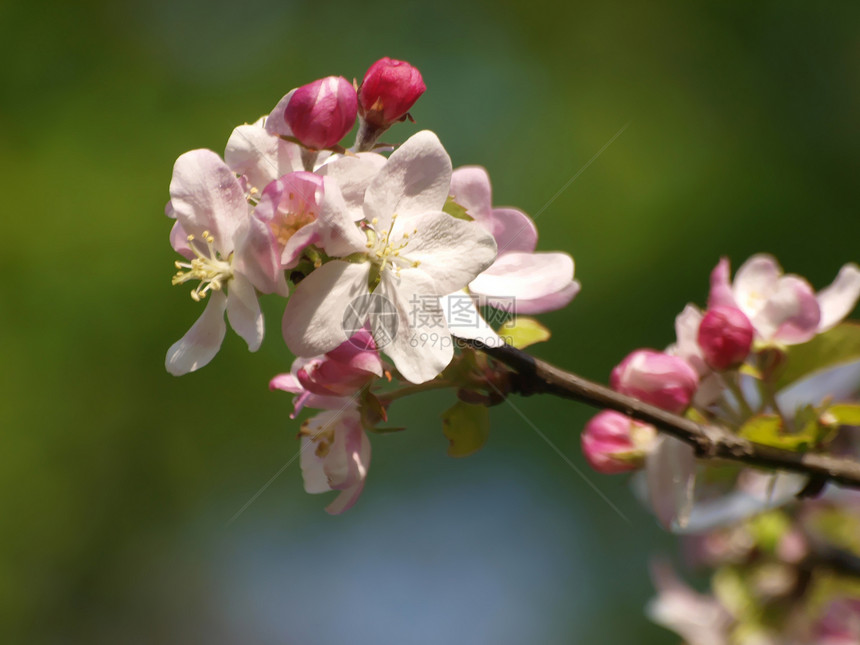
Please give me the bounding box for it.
[488,207,538,254]
[165,291,228,375]
[449,166,493,223]
[755,275,821,344]
[469,251,573,302]
[507,280,580,315]
[817,263,860,332]
[707,257,737,309]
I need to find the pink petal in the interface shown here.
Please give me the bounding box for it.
[449,166,493,223]
[469,251,574,301]
[507,280,580,315]
[817,263,860,332]
[232,217,288,296]
[282,261,371,357]
[169,149,248,253]
[489,207,538,254]
[363,130,452,231]
[706,257,737,309]
[755,275,821,344]
[165,291,228,375]
[169,220,193,259]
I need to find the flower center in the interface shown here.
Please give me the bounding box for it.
[271,194,317,246]
[171,231,233,301]
[364,213,421,276]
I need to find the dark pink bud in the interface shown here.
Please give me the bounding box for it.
[285,76,357,149]
[610,349,699,414]
[358,57,426,128]
[697,306,754,371]
[581,410,656,474]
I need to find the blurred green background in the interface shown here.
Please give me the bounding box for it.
[2,0,859,642]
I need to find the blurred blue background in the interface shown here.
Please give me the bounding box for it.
[1,0,859,642]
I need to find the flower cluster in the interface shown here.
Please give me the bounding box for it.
[579,255,860,644]
[164,58,578,513]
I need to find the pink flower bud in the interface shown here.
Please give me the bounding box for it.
[358,57,426,128]
[296,330,383,397]
[284,76,357,149]
[610,349,699,414]
[697,306,754,370]
[581,410,656,474]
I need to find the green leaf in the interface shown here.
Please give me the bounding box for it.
[442,196,472,221]
[776,322,860,390]
[826,403,860,427]
[737,414,819,451]
[442,401,490,457]
[499,317,551,349]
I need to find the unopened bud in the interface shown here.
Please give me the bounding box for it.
[697,306,754,371]
[358,57,426,129]
[581,410,656,474]
[285,76,357,149]
[610,349,699,414]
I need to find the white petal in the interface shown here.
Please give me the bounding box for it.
[469,252,573,302]
[495,280,580,315]
[263,89,296,137]
[317,152,387,220]
[165,291,228,375]
[226,273,264,352]
[380,270,454,383]
[817,263,860,332]
[169,149,248,252]
[441,292,503,347]
[232,217,288,296]
[282,261,370,357]
[326,429,370,515]
[363,130,452,231]
[645,435,697,531]
[400,212,498,295]
[753,275,820,344]
[732,254,782,319]
[300,435,332,494]
[224,123,303,192]
[316,177,369,257]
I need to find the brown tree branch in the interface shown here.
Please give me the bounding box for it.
[466,340,860,491]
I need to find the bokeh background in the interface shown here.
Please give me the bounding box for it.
[2,0,859,642]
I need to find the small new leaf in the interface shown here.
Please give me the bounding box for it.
[826,403,860,427]
[499,317,551,349]
[776,322,860,390]
[738,414,819,452]
[442,401,490,458]
[442,196,473,221]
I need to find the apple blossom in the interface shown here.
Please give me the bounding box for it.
[270,330,384,417]
[224,117,305,198]
[697,306,754,371]
[610,349,699,414]
[165,149,287,376]
[300,408,371,514]
[450,166,579,314]
[281,130,498,384]
[708,254,860,345]
[581,410,657,474]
